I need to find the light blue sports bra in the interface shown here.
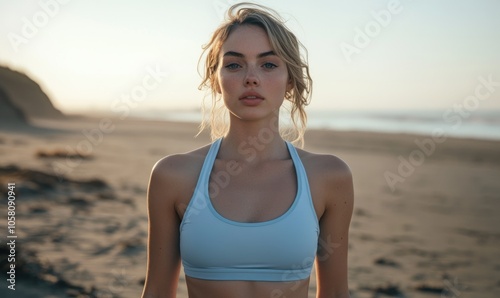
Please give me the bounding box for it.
[180,138,319,282]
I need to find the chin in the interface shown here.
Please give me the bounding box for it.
[229,108,278,122]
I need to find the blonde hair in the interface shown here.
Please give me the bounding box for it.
[198,2,312,147]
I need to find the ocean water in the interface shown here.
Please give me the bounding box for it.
[307,109,500,141]
[130,109,500,141]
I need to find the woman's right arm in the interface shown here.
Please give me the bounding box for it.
[142,156,182,298]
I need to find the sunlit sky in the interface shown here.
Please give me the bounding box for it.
[1,0,499,114]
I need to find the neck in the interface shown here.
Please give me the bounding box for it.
[219,113,288,163]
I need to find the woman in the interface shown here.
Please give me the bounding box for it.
[142,3,353,298]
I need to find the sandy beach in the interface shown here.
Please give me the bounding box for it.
[1,115,500,298]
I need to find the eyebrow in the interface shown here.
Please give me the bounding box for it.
[223,50,276,58]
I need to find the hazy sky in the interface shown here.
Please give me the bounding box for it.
[1,0,499,113]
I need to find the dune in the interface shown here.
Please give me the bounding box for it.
[0,85,27,126]
[0,65,64,130]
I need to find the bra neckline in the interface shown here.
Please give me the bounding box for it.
[204,138,303,227]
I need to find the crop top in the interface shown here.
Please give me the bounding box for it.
[179,138,319,282]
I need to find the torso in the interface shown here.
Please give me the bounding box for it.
[172,143,330,298]
[185,277,310,298]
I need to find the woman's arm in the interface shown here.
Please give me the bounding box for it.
[141,157,183,298]
[315,156,354,298]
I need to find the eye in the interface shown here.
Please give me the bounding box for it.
[224,63,241,70]
[262,62,277,69]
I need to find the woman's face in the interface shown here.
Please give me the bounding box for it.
[217,25,290,121]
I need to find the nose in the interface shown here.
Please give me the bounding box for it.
[244,68,260,86]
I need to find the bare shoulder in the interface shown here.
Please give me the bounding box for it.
[295,148,353,216]
[148,144,211,204]
[152,144,211,177]
[296,148,352,180]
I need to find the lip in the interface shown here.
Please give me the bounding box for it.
[239,91,264,100]
[239,91,264,106]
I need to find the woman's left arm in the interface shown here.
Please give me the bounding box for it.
[315,156,354,298]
